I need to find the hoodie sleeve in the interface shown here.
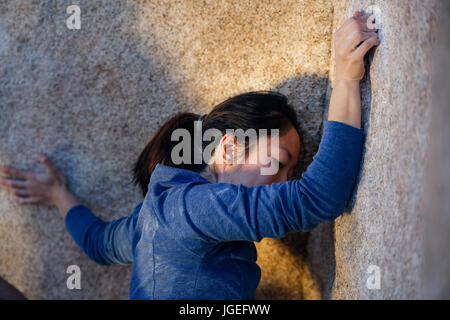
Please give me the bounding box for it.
[156,121,365,243]
[65,202,143,265]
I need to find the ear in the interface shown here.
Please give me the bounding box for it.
[216,132,238,166]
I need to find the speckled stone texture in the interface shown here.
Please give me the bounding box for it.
[421,0,450,299]
[307,0,444,299]
[0,0,333,299]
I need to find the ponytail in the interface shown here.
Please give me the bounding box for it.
[131,112,203,197]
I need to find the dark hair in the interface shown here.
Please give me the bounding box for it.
[132,91,302,197]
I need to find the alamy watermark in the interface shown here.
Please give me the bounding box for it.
[171,120,281,175]
[364,5,382,41]
[66,265,81,290]
[66,5,81,30]
[365,264,381,290]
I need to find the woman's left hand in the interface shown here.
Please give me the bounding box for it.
[333,10,380,82]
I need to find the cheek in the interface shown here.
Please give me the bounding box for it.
[241,165,277,187]
[236,147,278,186]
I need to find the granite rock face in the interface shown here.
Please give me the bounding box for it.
[0,0,332,299]
[421,0,450,300]
[1,0,448,300]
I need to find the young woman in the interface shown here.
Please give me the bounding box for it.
[0,11,378,299]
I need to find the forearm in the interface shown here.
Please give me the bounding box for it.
[64,205,111,265]
[328,79,361,129]
[295,120,364,230]
[65,204,141,265]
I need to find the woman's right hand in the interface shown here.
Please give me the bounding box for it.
[0,153,81,216]
[333,10,380,82]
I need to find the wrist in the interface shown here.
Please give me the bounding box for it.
[334,77,361,88]
[52,187,82,218]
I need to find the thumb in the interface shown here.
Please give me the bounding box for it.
[37,153,57,174]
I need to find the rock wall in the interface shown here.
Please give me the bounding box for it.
[1,0,448,300]
[308,0,447,299]
[421,0,450,299]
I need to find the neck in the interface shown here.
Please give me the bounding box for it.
[199,165,219,184]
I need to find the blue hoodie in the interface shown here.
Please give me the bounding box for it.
[65,120,365,299]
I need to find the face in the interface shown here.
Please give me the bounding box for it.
[211,125,301,187]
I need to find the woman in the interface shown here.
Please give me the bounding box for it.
[0,11,378,299]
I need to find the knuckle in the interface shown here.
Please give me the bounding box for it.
[351,30,363,42]
[357,30,366,39]
[17,180,27,188]
[351,20,363,31]
[13,189,24,196]
[367,32,376,39]
[365,36,376,45]
[349,19,358,28]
